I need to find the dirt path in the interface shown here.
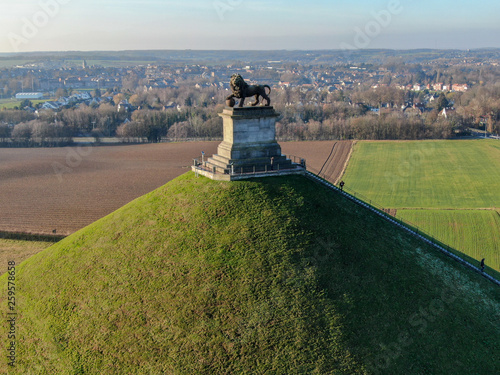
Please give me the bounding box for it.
[281,140,353,183]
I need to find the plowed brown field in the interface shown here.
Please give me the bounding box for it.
[281,140,353,183]
[0,140,353,235]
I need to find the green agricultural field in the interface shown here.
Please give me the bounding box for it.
[396,209,500,272]
[0,60,33,68]
[0,99,47,109]
[342,139,500,270]
[343,140,500,209]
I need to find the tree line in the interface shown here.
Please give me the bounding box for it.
[1,72,499,146]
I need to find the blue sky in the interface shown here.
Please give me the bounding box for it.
[1,0,499,52]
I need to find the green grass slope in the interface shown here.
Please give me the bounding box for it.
[1,172,499,374]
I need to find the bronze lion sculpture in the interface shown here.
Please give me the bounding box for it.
[226,74,271,107]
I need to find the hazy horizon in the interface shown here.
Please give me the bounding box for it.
[1,0,499,53]
[2,46,500,55]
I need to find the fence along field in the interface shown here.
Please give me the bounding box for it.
[341,139,500,271]
[0,140,353,235]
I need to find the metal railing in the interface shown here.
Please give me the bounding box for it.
[193,155,306,176]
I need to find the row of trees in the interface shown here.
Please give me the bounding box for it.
[452,84,500,133]
[0,106,465,146]
[0,120,72,147]
[0,104,224,146]
[116,106,223,142]
[277,113,456,141]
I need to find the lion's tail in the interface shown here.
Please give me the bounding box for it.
[264,85,271,95]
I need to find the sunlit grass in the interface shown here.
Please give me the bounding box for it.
[343,139,500,209]
[0,239,52,274]
[397,209,500,271]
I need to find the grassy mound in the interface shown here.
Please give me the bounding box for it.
[1,172,499,374]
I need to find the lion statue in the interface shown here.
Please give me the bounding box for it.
[226,74,271,107]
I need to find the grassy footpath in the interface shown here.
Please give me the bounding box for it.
[342,139,500,270]
[0,172,498,374]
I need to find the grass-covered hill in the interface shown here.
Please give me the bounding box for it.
[1,172,499,374]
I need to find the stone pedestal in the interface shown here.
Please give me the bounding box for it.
[193,106,304,180]
[208,107,291,173]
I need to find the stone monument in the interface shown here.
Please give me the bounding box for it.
[192,75,305,181]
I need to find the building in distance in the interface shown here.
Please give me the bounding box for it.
[15,92,44,100]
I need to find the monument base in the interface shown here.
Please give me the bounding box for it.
[194,106,305,180]
[192,164,305,181]
[206,152,294,174]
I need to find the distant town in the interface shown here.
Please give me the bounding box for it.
[1,49,499,145]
